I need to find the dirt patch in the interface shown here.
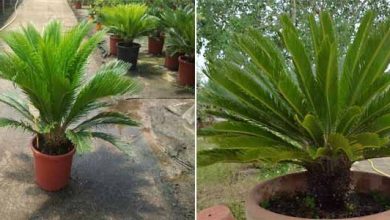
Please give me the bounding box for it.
[262,191,390,219]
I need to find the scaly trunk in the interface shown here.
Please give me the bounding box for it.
[306,154,352,211]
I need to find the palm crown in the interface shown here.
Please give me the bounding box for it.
[161,6,195,59]
[198,11,390,207]
[99,4,158,44]
[0,21,141,155]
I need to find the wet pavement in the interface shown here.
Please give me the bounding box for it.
[0,0,195,219]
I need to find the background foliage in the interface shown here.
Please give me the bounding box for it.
[197,0,390,61]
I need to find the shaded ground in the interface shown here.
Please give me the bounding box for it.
[0,0,194,219]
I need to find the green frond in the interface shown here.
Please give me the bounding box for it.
[162,6,195,57]
[99,4,158,43]
[0,21,141,154]
[74,111,139,131]
[280,15,322,120]
[66,130,92,153]
[0,118,36,133]
[65,60,141,125]
[90,131,129,150]
[199,10,390,167]
[198,146,311,167]
[0,93,36,122]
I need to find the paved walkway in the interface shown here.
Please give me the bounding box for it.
[0,0,194,219]
[352,157,390,176]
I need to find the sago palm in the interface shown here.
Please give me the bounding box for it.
[99,4,158,44]
[0,21,140,155]
[161,6,195,60]
[198,11,390,209]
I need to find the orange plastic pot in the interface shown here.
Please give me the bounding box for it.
[74,1,81,9]
[31,139,76,191]
[148,36,164,55]
[178,55,195,86]
[164,53,181,71]
[109,35,122,56]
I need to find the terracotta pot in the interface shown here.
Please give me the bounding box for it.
[198,205,235,220]
[164,53,181,71]
[95,23,102,31]
[109,35,122,56]
[74,1,81,9]
[246,171,390,220]
[178,55,195,86]
[148,36,164,55]
[31,139,76,191]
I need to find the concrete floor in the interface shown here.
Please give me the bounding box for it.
[0,0,194,219]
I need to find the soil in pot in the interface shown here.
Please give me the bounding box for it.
[148,36,164,55]
[31,137,76,191]
[261,191,390,219]
[109,35,122,56]
[117,42,141,71]
[178,55,195,86]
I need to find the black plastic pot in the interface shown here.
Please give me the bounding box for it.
[117,42,141,70]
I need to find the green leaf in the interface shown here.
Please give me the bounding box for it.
[336,106,362,133]
[198,147,310,167]
[74,111,139,131]
[66,130,92,153]
[296,114,323,144]
[280,14,319,117]
[339,11,374,108]
[0,93,36,122]
[0,118,36,133]
[352,132,388,147]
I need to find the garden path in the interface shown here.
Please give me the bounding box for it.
[0,0,194,219]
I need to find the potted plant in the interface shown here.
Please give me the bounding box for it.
[99,6,123,56]
[164,6,195,85]
[198,11,390,219]
[0,21,141,191]
[160,7,181,71]
[146,0,165,55]
[101,4,157,70]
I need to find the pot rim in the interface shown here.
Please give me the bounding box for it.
[110,34,122,40]
[117,42,141,48]
[246,171,390,220]
[31,138,76,160]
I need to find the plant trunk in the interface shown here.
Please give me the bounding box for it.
[306,155,352,211]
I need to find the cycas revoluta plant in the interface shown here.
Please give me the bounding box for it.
[99,4,158,45]
[0,20,141,155]
[161,6,195,61]
[198,11,390,210]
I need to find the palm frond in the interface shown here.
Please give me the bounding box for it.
[199,11,390,168]
[0,21,141,154]
[99,4,158,43]
[0,118,36,133]
[74,111,139,131]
